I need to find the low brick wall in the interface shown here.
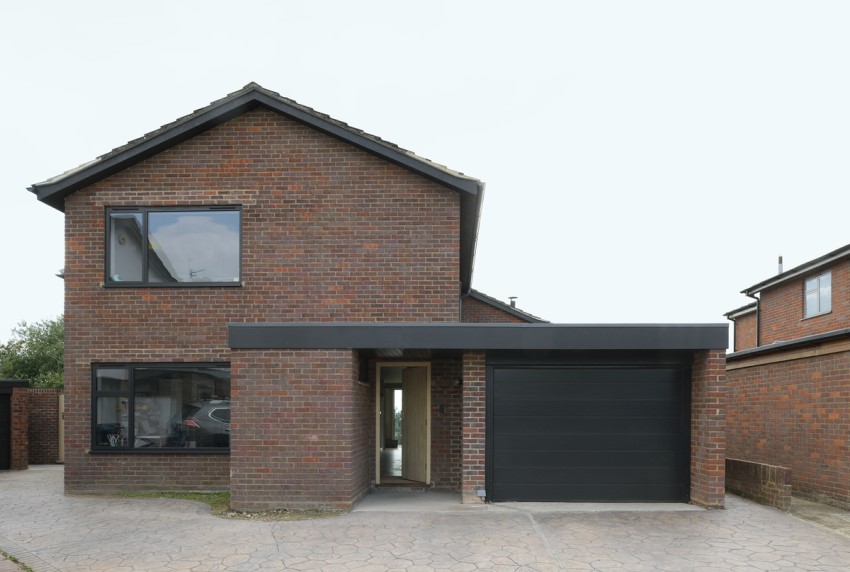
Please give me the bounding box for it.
[28,389,62,465]
[726,458,791,510]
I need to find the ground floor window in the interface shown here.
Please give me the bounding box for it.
[92,364,230,451]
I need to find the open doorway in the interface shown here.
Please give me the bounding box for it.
[375,363,430,486]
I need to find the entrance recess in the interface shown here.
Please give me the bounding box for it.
[375,363,430,485]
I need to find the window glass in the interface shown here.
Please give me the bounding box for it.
[804,271,832,317]
[92,365,230,450]
[107,208,240,285]
[96,368,129,392]
[94,396,129,447]
[821,273,832,313]
[148,211,240,283]
[108,213,144,282]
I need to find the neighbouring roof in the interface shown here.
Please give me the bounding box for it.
[741,242,850,296]
[724,301,757,320]
[466,289,548,323]
[29,83,485,292]
[228,322,729,352]
[727,327,850,360]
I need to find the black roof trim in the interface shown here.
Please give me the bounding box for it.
[727,327,850,360]
[742,243,850,295]
[465,289,548,323]
[228,322,728,351]
[724,301,758,320]
[0,380,29,393]
[29,83,484,292]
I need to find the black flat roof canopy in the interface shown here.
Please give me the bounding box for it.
[228,323,728,351]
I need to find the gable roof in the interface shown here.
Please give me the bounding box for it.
[724,301,757,320]
[741,242,850,296]
[466,289,548,323]
[28,83,485,292]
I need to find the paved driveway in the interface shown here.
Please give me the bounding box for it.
[2,466,850,571]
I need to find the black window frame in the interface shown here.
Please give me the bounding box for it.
[91,362,231,454]
[104,205,242,287]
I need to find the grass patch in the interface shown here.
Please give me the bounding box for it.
[117,491,344,521]
[0,548,33,572]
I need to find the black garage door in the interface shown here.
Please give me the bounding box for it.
[489,366,689,502]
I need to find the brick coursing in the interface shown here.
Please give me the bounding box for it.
[62,108,462,495]
[690,349,726,509]
[733,312,758,352]
[757,259,850,346]
[28,389,62,465]
[10,387,28,470]
[725,457,791,510]
[727,350,850,504]
[461,296,529,323]
[461,351,486,503]
[230,349,368,511]
[430,359,462,491]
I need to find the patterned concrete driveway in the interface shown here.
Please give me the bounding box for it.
[2,466,850,571]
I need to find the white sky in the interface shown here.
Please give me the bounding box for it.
[2,1,850,345]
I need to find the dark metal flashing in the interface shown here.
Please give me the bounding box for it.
[29,83,484,291]
[228,323,728,352]
[726,327,850,361]
[742,243,850,295]
[724,301,757,320]
[0,380,29,393]
[465,289,548,323]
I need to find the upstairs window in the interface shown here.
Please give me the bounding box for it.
[804,271,831,318]
[106,206,241,286]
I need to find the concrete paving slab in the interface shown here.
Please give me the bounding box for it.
[3,466,850,571]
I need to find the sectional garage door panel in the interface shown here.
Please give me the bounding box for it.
[489,367,688,502]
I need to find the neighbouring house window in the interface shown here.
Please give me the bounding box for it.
[804,271,831,318]
[106,206,241,285]
[92,364,231,451]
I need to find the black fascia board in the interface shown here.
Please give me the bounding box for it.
[228,323,729,351]
[0,379,29,393]
[30,90,480,212]
[726,327,850,360]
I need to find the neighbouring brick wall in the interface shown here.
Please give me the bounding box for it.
[725,458,792,510]
[759,258,850,345]
[431,359,462,491]
[733,312,758,352]
[690,349,726,509]
[230,349,366,511]
[461,351,486,503]
[461,296,530,323]
[28,389,62,465]
[10,387,28,470]
[62,108,462,494]
[727,349,850,503]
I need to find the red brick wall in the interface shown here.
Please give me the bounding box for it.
[727,348,850,503]
[461,296,529,323]
[461,351,486,503]
[230,349,368,511]
[28,389,62,465]
[62,108,462,494]
[759,259,850,345]
[430,359,462,490]
[733,312,758,351]
[10,387,28,470]
[690,349,726,509]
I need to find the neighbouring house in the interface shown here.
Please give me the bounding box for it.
[29,83,727,510]
[725,243,850,504]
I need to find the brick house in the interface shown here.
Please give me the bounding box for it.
[725,243,850,504]
[29,83,727,510]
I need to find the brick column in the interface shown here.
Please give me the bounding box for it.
[11,386,29,470]
[461,351,486,503]
[691,349,726,508]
